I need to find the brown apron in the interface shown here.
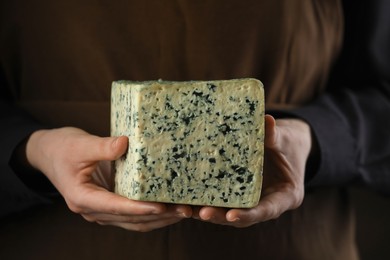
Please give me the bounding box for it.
[1,0,358,259]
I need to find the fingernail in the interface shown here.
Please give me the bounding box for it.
[178,212,189,218]
[176,210,190,218]
[175,208,184,216]
[176,212,185,218]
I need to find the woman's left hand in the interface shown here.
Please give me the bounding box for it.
[192,115,312,227]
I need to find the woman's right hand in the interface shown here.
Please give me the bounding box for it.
[25,127,192,232]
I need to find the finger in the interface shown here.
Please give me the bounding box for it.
[66,186,166,216]
[226,190,295,225]
[83,208,190,224]
[100,217,185,232]
[168,204,193,218]
[196,206,229,224]
[264,114,278,149]
[80,135,128,162]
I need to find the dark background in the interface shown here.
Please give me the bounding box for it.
[351,187,390,259]
[0,187,389,259]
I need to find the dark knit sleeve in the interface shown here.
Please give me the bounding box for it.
[0,74,56,218]
[288,0,390,194]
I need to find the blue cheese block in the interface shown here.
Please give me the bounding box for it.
[111,78,264,208]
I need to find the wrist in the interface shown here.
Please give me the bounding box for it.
[25,129,50,172]
[275,118,319,183]
[275,118,313,181]
[10,129,57,194]
[276,118,312,154]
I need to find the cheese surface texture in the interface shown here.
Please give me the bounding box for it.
[111,79,264,208]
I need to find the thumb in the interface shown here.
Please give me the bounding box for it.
[264,114,278,149]
[82,135,129,162]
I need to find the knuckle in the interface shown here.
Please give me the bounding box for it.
[283,183,304,210]
[82,214,97,223]
[262,199,282,220]
[265,200,278,216]
[67,202,83,214]
[291,188,304,210]
[270,209,282,220]
[65,197,85,214]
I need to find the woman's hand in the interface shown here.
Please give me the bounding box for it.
[192,115,312,227]
[25,127,192,232]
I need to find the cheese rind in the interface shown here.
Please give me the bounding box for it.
[111,79,264,208]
